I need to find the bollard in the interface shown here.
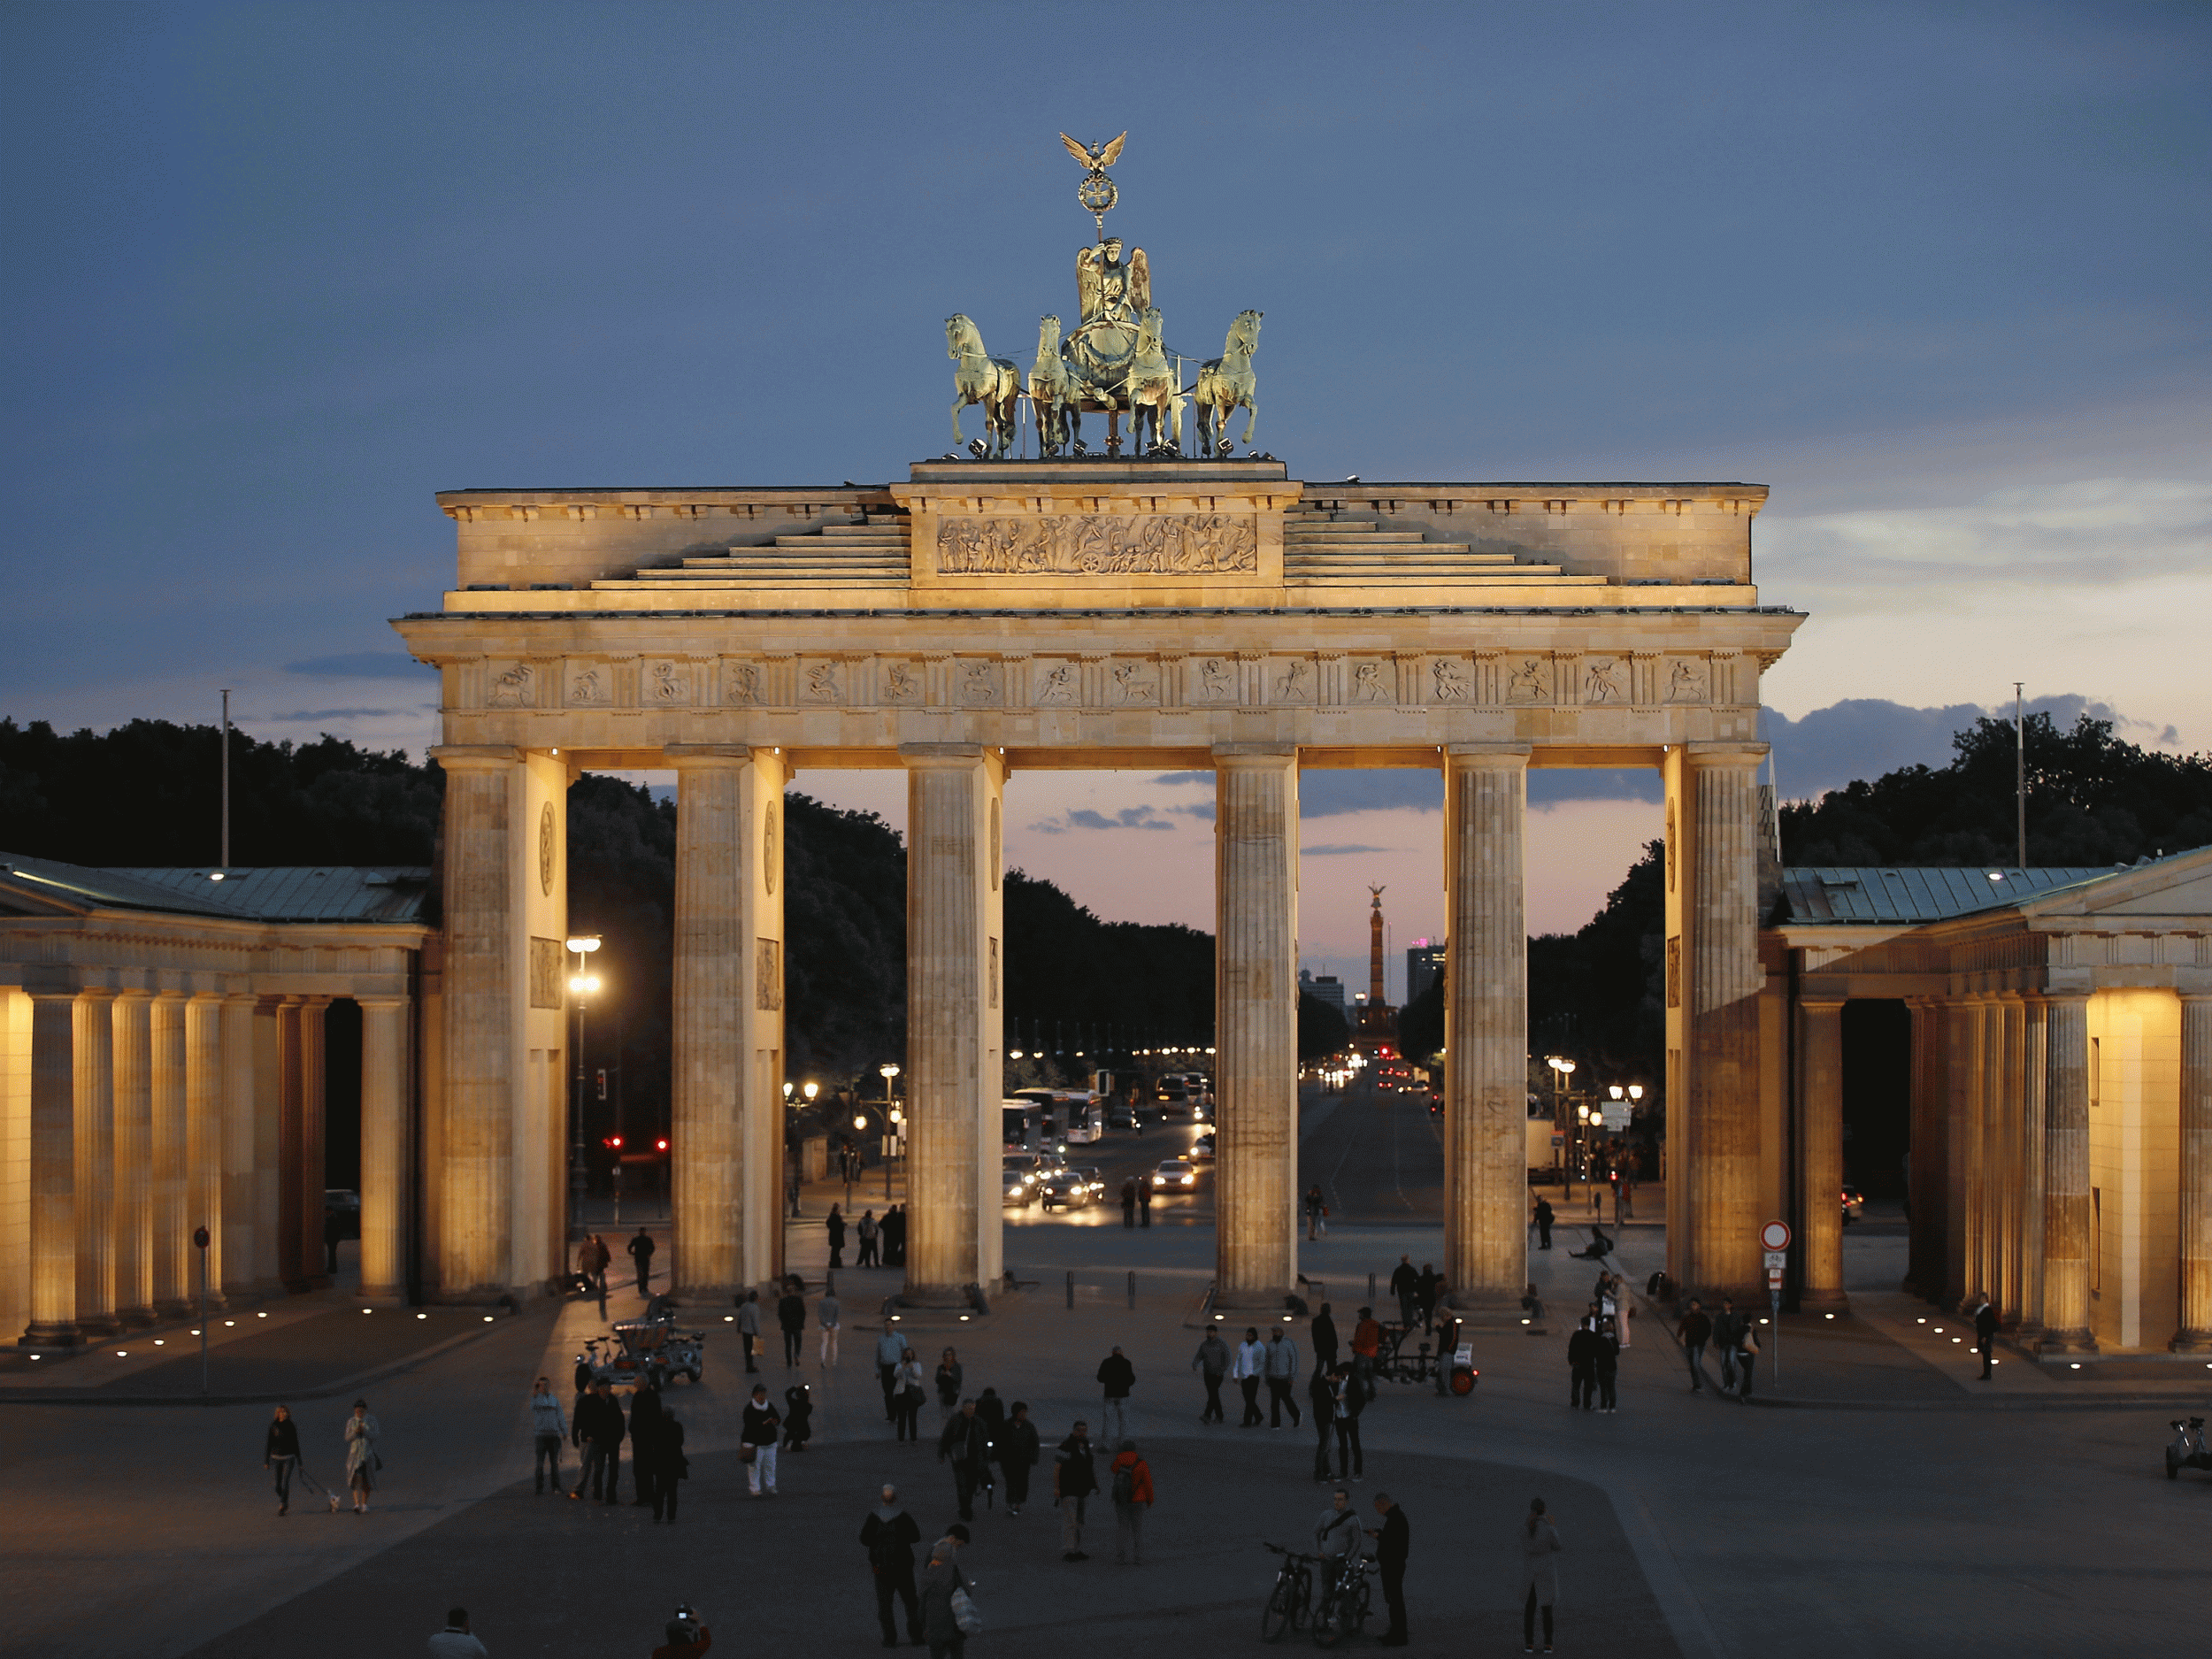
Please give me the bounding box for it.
[1367,1271,1376,1302]
[1066,1269,1075,1310]
[1127,1270,1136,1309]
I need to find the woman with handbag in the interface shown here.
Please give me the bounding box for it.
[895,1352,927,1441]
[342,1398,380,1514]
[918,1536,979,1658]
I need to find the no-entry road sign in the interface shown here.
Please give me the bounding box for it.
[1760,1219,1793,1252]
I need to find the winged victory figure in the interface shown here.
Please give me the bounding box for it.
[1059,131,1127,171]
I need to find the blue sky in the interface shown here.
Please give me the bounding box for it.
[4,1,2206,970]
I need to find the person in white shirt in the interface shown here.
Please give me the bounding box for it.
[426,1608,487,1658]
[1232,1327,1267,1426]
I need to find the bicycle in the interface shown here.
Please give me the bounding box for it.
[1260,1543,1317,1641]
[1310,1553,1375,1647]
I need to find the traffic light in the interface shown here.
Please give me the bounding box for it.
[595,1068,607,1101]
[655,1137,669,1153]
[604,1134,623,1150]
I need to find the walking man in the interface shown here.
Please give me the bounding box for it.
[1368,1492,1410,1647]
[818,1285,841,1368]
[626,1226,656,1294]
[738,1289,762,1374]
[1333,1363,1366,1479]
[1594,1317,1621,1413]
[1533,1194,1555,1251]
[1311,1302,1340,1371]
[1566,1319,1599,1411]
[1677,1297,1712,1393]
[827,1203,848,1268]
[1096,1344,1135,1443]
[1975,1295,1999,1380]
[999,1400,1040,1516]
[1119,1178,1138,1228]
[1307,1362,1337,1482]
[876,1320,908,1418]
[1233,1327,1266,1426]
[1713,1296,1743,1394]
[859,1484,924,1647]
[529,1377,565,1495]
[857,1209,880,1267]
[937,1398,990,1523]
[778,1279,808,1368]
[1137,1176,1153,1229]
[1109,1438,1154,1564]
[571,1379,625,1504]
[1192,1328,1230,1425]
[1305,1184,1327,1240]
[1390,1255,1420,1332]
[1263,1325,1302,1429]
[741,1383,781,1496]
[1054,1418,1098,1562]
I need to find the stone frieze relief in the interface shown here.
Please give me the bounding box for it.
[935,512,1259,576]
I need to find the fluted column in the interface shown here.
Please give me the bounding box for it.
[901,744,1004,1305]
[1441,744,1527,1315]
[149,992,189,1315]
[184,993,227,1306]
[69,989,118,1337]
[1212,747,1299,1308]
[434,747,520,1299]
[1994,994,2025,1322]
[250,996,284,1294]
[2018,995,2048,1334]
[274,995,306,1289]
[358,995,411,1304]
[219,993,259,1302]
[288,997,329,1290]
[1903,997,1947,1300]
[1943,995,1973,1308]
[1799,997,1847,1308]
[2039,992,2093,1349]
[666,744,787,1300]
[25,989,81,1345]
[2177,994,2212,1350]
[1977,996,2005,1310]
[1664,742,1767,1298]
[111,990,154,1325]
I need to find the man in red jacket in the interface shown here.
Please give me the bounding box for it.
[1108,1439,1155,1564]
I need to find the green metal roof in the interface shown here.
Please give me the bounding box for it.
[0,852,430,924]
[1776,864,2116,926]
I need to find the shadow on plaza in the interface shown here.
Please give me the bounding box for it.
[180,1439,1681,1658]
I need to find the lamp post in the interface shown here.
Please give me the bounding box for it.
[877,1064,900,1205]
[565,934,602,1241]
[887,1105,902,1199]
[1546,1056,1577,1191]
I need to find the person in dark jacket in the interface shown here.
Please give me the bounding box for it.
[1095,1345,1135,1443]
[918,1537,970,1659]
[1389,1256,1421,1330]
[1415,1264,1442,1332]
[782,1383,814,1450]
[1306,1364,1338,1483]
[778,1281,808,1367]
[826,1205,848,1269]
[1565,1321,1599,1411]
[626,1227,656,1293]
[643,1410,687,1523]
[1054,1420,1098,1561]
[882,1204,906,1266]
[1975,1297,2000,1379]
[937,1397,991,1522]
[264,1404,302,1514]
[571,1379,626,1503]
[1192,1330,1231,1424]
[1119,1178,1138,1227]
[998,1400,1040,1516]
[1677,1298,1712,1392]
[1532,1194,1555,1250]
[629,1382,666,1507]
[1594,1318,1622,1413]
[860,1484,925,1647]
[1310,1303,1340,1371]
[741,1384,781,1497]
[1367,1492,1411,1646]
[1333,1363,1367,1479]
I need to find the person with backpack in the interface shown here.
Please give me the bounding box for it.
[1053,1419,1098,1562]
[1108,1439,1154,1564]
[859,1484,925,1647]
[856,1209,881,1267]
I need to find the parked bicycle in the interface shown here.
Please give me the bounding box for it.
[1260,1543,1317,1641]
[1310,1552,1375,1647]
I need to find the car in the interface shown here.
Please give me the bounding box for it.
[1150,1158,1200,1193]
[1105,1102,1136,1132]
[1040,1166,1107,1210]
[1187,1133,1215,1161]
[1003,1153,1064,1207]
[1841,1185,1865,1225]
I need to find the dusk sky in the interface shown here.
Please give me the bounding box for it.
[4,3,2206,987]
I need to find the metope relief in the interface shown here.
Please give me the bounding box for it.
[724,661,764,706]
[883,661,923,704]
[1351,661,1392,703]
[804,662,843,703]
[486,664,535,709]
[960,662,1000,705]
[1505,657,1553,703]
[1582,657,1625,704]
[648,660,692,703]
[567,664,608,706]
[1110,660,1157,704]
[1273,658,1315,703]
[1667,658,1710,703]
[1035,662,1079,705]
[935,513,1258,576]
[1431,658,1471,703]
[1194,657,1238,703]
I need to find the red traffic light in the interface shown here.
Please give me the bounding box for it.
[605,1134,623,1149]
[655,1137,669,1152]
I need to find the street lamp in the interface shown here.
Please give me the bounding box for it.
[565,935,603,1241]
[1546,1056,1578,1189]
[879,1064,902,1202]
[803,1081,819,1103]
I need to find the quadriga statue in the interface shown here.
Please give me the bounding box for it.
[946,314,1020,459]
[1194,309,1261,456]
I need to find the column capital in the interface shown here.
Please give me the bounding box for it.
[1444,743,1532,769]
[2043,989,2093,1010]
[664,743,756,766]
[354,994,411,1010]
[1800,995,1847,1015]
[1680,741,1769,769]
[430,744,522,771]
[1211,743,1296,767]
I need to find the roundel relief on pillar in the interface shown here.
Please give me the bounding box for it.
[764,803,780,895]
[989,798,1001,889]
[538,803,556,896]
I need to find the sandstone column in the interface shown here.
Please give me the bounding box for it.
[666,744,787,1301]
[1978,996,2006,1310]
[294,997,329,1290]
[1994,994,2025,1322]
[2039,992,2093,1349]
[111,989,154,1325]
[1902,997,1948,1300]
[901,744,1004,1305]
[434,747,520,1300]
[25,988,81,1345]
[1943,995,1974,1309]
[184,992,227,1305]
[149,991,189,1315]
[1212,747,1299,1308]
[1798,997,1847,1308]
[1441,744,1527,1315]
[2177,993,2212,1349]
[251,996,284,1294]
[358,995,411,1304]
[73,988,117,1337]
[2017,995,2048,1335]
[275,995,306,1290]
[1664,742,1767,1298]
[219,992,259,1302]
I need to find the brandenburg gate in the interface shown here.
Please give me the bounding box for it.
[391,141,1801,1316]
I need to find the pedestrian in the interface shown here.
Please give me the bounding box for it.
[629,1381,665,1507]
[860,1484,925,1647]
[342,1397,380,1514]
[577,1237,607,1317]
[1306,1363,1337,1483]
[264,1403,301,1515]
[884,1204,906,1266]
[1735,1317,1760,1403]
[1566,1319,1598,1411]
[1109,1438,1154,1564]
[1390,1255,1420,1332]
[999,1400,1039,1516]
[570,1379,624,1503]
[787,1161,803,1219]
[1053,1418,1098,1561]
[427,1607,488,1659]
[1192,1327,1230,1424]
[1137,1176,1153,1228]
[1233,1326,1266,1426]
[828,1203,848,1269]
[894,1351,926,1442]
[1518,1498,1562,1654]
[779,1278,808,1367]
[626,1226,656,1293]
[741,1382,781,1497]
[1607,1273,1634,1348]
[1333,1363,1366,1479]
[1315,1486,1363,1572]
[937,1398,990,1521]
[1096,1344,1135,1442]
[1311,1302,1340,1371]
[1350,1306,1382,1386]
[783,1383,815,1451]
[1521,1284,1547,1326]
[1976,1296,1999,1380]
[1533,1194,1555,1250]
[1263,1325,1302,1429]
[645,1409,687,1523]
[1304,1184,1327,1240]
[1713,1296,1743,1393]
[917,1535,971,1659]
[1594,1317,1621,1413]
[858,1209,880,1267]
[876,1320,909,1419]
[1676,1298,1712,1393]
[733,1288,762,1373]
[1119,1177,1137,1228]
[819,1285,842,1368]
[1415,1263,1441,1332]
[1368,1492,1410,1647]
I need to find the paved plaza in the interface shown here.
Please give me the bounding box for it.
[7,1081,2210,1658]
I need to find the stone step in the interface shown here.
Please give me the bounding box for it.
[818,523,911,537]
[1286,572,1606,587]
[772,534,907,549]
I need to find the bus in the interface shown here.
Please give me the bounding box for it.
[1002,1101,1037,1153]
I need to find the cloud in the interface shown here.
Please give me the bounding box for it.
[282,652,435,679]
[1029,805,1175,834]
[256,706,426,721]
[1302,842,1389,856]
[1761,693,2172,799]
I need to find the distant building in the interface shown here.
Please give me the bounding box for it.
[1406,940,1444,1004]
[1300,969,1348,1017]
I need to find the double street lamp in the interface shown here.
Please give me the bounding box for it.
[565,934,603,1240]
